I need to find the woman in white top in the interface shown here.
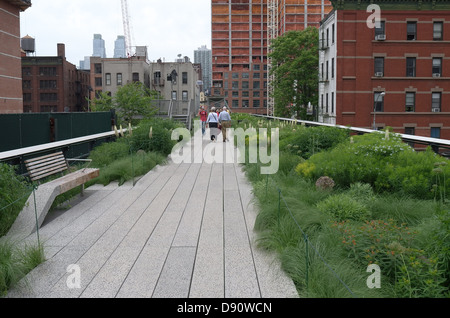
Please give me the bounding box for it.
[206,107,219,141]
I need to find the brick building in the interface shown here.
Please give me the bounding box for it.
[211,0,332,114]
[0,0,31,113]
[22,43,91,112]
[319,0,450,140]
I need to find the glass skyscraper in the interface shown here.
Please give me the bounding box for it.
[114,35,126,58]
[93,34,106,58]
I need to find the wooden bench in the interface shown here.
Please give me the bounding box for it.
[24,151,99,194]
[7,151,99,238]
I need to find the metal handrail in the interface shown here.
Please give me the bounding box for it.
[252,114,450,151]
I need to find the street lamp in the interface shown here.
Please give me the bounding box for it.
[373,91,385,130]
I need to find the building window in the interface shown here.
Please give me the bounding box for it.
[40,93,57,102]
[253,91,260,98]
[253,64,260,71]
[39,67,56,76]
[242,81,249,89]
[232,91,239,98]
[95,77,102,87]
[253,100,260,108]
[94,64,102,74]
[182,91,188,101]
[431,127,441,138]
[182,72,188,84]
[232,72,239,79]
[331,92,334,113]
[40,105,57,112]
[23,93,31,102]
[407,22,417,40]
[105,73,111,86]
[433,22,443,40]
[332,23,335,44]
[375,21,385,39]
[405,92,415,112]
[406,57,416,77]
[432,58,442,76]
[326,60,329,80]
[331,58,335,78]
[40,80,57,89]
[374,57,384,76]
[23,67,31,76]
[253,72,260,79]
[132,73,139,82]
[374,92,384,112]
[232,81,239,89]
[117,73,122,86]
[432,92,441,112]
[242,100,249,108]
[405,127,415,135]
[242,91,249,97]
[326,93,329,113]
[232,100,239,108]
[172,91,177,100]
[23,80,31,89]
[253,81,260,89]
[242,72,249,79]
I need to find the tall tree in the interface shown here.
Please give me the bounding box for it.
[269,27,319,118]
[91,82,158,125]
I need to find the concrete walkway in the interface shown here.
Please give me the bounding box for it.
[6,132,298,298]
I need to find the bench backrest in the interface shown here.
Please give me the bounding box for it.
[25,151,68,182]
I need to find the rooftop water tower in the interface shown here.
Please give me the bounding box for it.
[21,35,35,56]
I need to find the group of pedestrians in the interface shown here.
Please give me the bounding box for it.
[199,105,232,142]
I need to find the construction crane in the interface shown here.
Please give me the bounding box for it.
[267,0,278,116]
[121,0,133,57]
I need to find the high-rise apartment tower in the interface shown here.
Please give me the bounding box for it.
[211,0,332,113]
[194,45,213,95]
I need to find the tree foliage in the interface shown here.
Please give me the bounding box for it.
[91,82,158,125]
[269,27,319,118]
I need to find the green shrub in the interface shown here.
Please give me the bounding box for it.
[280,126,349,159]
[0,240,45,296]
[317,193,371,222]
[299,132,450,200]
[89,140,130,168]
[129,118,182,156]
[0,164,30,237]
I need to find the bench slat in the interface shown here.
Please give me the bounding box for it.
[24,151,64,164]
[30,166,69,181]
[26,157,67,173]
[28,163,68,179]
[25,152,68,181]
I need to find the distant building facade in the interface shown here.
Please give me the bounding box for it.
[0,0,31,113]
[194,45,212,95]
[22,43,91,112]
[320,0,450,140]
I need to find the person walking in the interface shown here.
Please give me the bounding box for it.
[218,106,231,142]
[206,107,219,141]
[199,106,207,135]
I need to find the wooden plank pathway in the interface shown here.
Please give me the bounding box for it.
[6,133,298,298]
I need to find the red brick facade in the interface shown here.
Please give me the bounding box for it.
[0,0,31,113]
[335,8,450,139]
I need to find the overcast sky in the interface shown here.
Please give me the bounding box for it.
[20,0,211,66]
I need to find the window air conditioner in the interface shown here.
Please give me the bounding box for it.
[376,34,386,41]
[432,73,441,78]
[432,108,440,112]
[375,72,383,77]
